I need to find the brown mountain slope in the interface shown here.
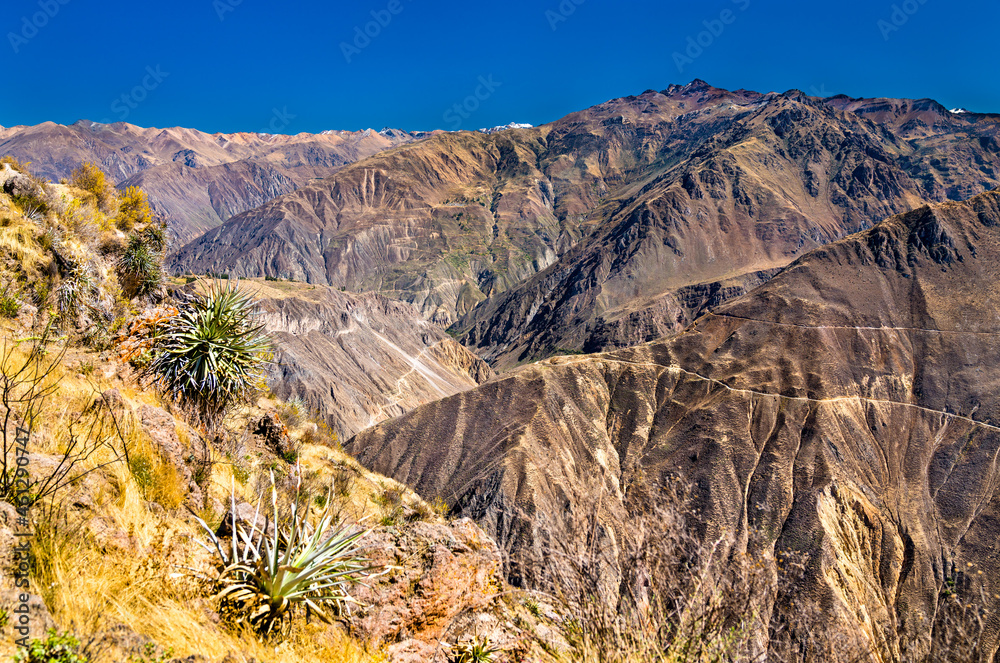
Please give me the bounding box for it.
[453,88,1000,368]
[251,280,493,440]
[0,121,421,242]
[347,190,1000,658]
[167,83,791,325]
[166,81,1000,358]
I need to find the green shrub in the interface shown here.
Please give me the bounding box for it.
[14,629,87,663]
[188,473,375,638]
[127,642,173,663]
[144,280,272,421]
[129,453,155,490]
[0,288,20,318]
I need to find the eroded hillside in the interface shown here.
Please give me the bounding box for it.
[251,278,493,440]
[348,190,1000,660]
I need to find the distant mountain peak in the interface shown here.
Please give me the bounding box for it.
[477,123,533,134]
[663,79,715,95]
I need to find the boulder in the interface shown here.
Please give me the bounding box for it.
[252,413,293,458]
[0,168,40,199]
[351,518,511,650]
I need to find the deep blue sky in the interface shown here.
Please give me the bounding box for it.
[1,0,996,133]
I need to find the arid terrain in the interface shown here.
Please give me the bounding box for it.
[350,189,1000,659]
[169,81,1000,366]
[3,79,1000,662]
[0,122,426,242]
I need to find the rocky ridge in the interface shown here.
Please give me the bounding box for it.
[347,190,1000,659]
[167,82,1000,366]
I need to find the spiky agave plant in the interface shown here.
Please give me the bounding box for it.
[116,233,163,299]
[448,635,503,663]
[145,280,272,421]
[188,472,375,637]
[55,262,98,323]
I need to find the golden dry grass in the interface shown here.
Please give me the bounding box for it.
[7,338,412,663]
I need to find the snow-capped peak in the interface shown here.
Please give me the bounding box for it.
[478,122,533,134]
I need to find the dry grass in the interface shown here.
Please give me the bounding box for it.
[32,501,378,663]
[3,339,386,663]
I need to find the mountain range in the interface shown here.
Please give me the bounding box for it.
[8,79,1000,658]
[0,121,426,242]
[166,80,1000,368]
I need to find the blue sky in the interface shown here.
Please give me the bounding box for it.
[1,0,996,133]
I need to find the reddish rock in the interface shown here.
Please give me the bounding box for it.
[351,518,513,655]
[138,405,205,509]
